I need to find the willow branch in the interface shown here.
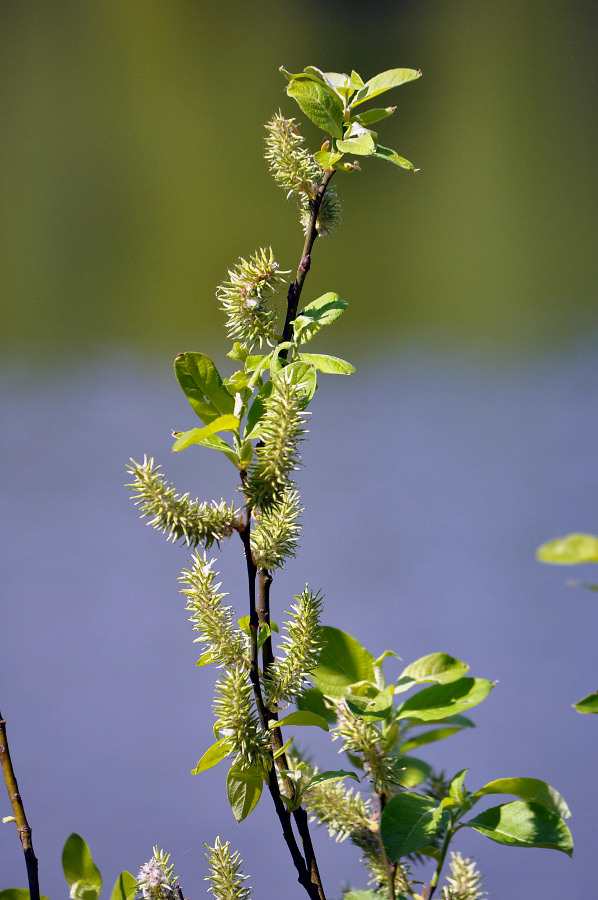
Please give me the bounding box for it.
[0,710,40,900]
[280,168,337,352]
[377,790,396,900]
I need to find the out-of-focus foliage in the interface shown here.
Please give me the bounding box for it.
[2,1,597,361]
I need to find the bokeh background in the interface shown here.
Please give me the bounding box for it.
[2,1,598,897]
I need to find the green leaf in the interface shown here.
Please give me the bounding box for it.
[293,292,347,344]
[273,736,294,759]
[448,769,469,807]
[286,74,344,138]
[345,685,394,721]
[391,755,432,789]
[381,792,448,860]
[298,353,355,375]
[313,150,344,169]
[536,533,598,564]
[191,737,232,774]
[344,892,380,900]
[109,872,137,900]
[336,123,377,156]
[273,711,330,731]
[372,144,417,171]
[352,68,422,106]
[62,834,102,900]
[400,725,466,753]
[474,778,571,819]
[312,626,376,699]
[278,360,317,407]
[172,415,239,452]
[304,769,360,791]
[575,690,598,713]
[396,653,469,693]
[174,352,235,423]
[296,687,337,724]
[397,678,494,722]
[465,801,573,856]
[227,762,264,823]
[351,107,396,127]
[0,892,51,900]
[189,433,240,467]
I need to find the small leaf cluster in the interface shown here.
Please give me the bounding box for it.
[296,628,573,897]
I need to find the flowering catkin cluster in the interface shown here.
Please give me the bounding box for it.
[204,838,252,900]
[213,665,270,768]
[136,848,178,900]
[442,853,486,900]
[216,247,287,348]
[250,486,302,570]
[180,553,248,668]
[264,112,342,237]
[332,701,397,794]
[128,456,239,549]
[244,368,307,511]
[264,587,324,707]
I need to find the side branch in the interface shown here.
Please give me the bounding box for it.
[0,710,40,900]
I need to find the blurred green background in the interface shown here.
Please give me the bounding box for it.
[1,0,597,363]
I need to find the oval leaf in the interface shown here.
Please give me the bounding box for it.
[312,627,376,699]
[536,533,598,565]
[304,769,360,791]
[575,690,598,714]
[296,686,338,724]
[396,653,469,693]
[273,710,329,731]
[372,144,417,171]
[172,415,239,452]
[293,292,347,344]
[0,892,52,900]
[474,777,571,819]
[298,353,355,375]
[336,124,377,156]
[465,801,573,856]
[381,792,448,860]
[62,834,102,900]
[352,68,422,106]
[174,352,235,423]
[227,762,264,823]
[345,685,394,721]
[192,737,232,774]
[391,755,432,789]
[397,678,494,722]
[286,75,344,138]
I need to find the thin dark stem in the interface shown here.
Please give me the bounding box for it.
[377,790,396,900]
[280,168,336,353]
[0,710,40,900]
[238,524,321,900]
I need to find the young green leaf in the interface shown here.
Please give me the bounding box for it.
[172,415,239,452]
[448,768,469,807]
[336,123,377,156]
[62,834,102,900]
[391,755,432,789]
[381,792,448,860]
[192,433,240,467]
[536,532,598,564]
[304,769,360,791]
[400,725,467,753]
[109,872,137,900]
[351,107,396,127]
[472,777,571,819]
[174,352,235,423]
[286,74,344,138]
[313,150,344,169]
[272,710,330,731]
[191,737,233,774]
[575,690,598,713]
[311,626,376,699]
[352,68,422,107]
[298,353,355,375]
[296,686,338,724]
[293,292,347,343]
[372,144,417,171]
[396,653,469,693]
[464,801,573,855]
[227,762,264,823]
[396,678,494,722]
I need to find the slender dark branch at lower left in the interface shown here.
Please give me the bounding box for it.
[0,710,40,900]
